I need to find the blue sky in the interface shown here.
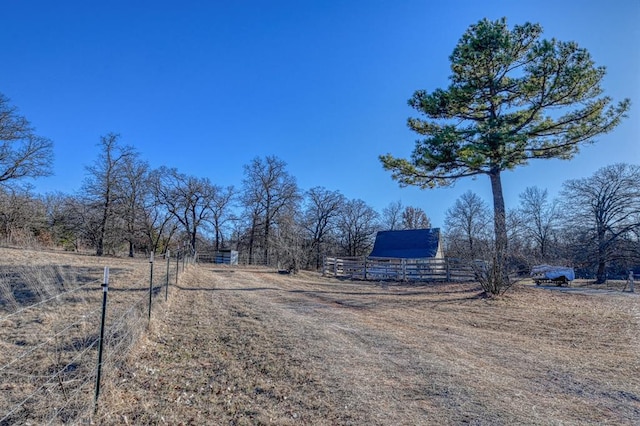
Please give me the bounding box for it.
[1,0,638,227]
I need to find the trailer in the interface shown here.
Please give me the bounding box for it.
[531,265,575,287]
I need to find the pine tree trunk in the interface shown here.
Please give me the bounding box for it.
[489,169,508,294]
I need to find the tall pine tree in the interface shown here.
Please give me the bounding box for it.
[380,18,630,294]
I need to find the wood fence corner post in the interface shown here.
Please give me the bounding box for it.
[402,258,407,282]
[364,257,368,281]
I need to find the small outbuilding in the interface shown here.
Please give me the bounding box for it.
[197,249,239,265]
[369,228,443,260]
[214,250,238,265]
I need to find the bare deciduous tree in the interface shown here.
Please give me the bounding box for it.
[208,185,236,251]
[401,206,431,229]
[444,190,491,257]
[44,192,86,251]
[140,193,178,255]
[0,93,54,186]
[0,186,47,245]
[517,186,559,260]
[303,187,345,268]
[561,163,640,283]
[116,154,150,257]
[273,203,306,272]
[151,167,215,253]
[82,133,136,256]
[381,200,403,231]
[241,156,300,265]
[337,199,379,257]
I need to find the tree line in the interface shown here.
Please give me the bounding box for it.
[0,116,636,280]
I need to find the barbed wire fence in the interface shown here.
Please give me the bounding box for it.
[0,250,195,425]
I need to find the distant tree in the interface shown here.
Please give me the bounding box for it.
[303,187,345,268]
[44,192,87,251]
[381,200,403,230]
[337,199,379,257]
[380,18,630,294]
[116,154,150,257]
[561,163,640,283]
[273,202,306,272]
[0,186,47,245]
[401,206,431,229]
[517,186,559,260]
[73,195,104,251]
[151,167,215,253]
[505,207,526,256]
[241,156,300,265]
[0,93,54,186]
[82,133,137,256]
[208,185,236,251]
[444,190,491,257]
[140,191,178,255]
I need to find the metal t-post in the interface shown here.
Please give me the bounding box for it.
[148,252,154,320]
[94,267,109,412]
[176,249,180,285]
[165,250,170,301]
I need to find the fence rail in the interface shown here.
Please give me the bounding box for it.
[322,256,476,282]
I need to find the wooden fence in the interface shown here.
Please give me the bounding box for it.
[322,256,477,282]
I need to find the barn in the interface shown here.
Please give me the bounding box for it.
[369,228,443,260]
[323,228,474,281]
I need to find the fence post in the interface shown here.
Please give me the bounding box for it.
[333,257,337,277]
[176,250,180,285]
[94,267,109,412]
[364,257,367,281]
[446,258,451,282]
[628,270,635,293]
[402,258,407,281]
[148,252,154,321]
[165,250,170,301]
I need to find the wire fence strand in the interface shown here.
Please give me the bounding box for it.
[1,255,185,425]
[0,279,102,323]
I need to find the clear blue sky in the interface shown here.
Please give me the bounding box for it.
[1,0,638,227]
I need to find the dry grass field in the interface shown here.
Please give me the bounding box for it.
[99,264,638,425]
[0,247,165,424]
[1,248,639,425]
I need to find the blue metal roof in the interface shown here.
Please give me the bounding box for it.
[369,228,441,259]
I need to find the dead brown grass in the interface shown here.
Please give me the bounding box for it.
[94,265,639,425]
[1,247,637,424]
[0,247,167,424]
